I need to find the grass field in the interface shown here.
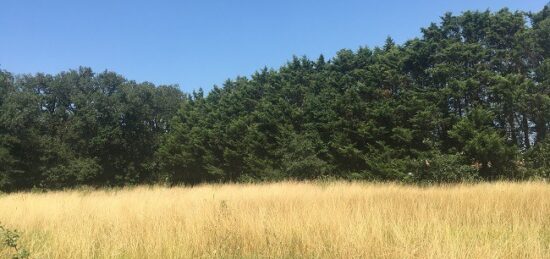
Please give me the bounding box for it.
[0,181,549,258]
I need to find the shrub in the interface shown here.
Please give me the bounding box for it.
[0,223,29,259]
[409,152,480,183]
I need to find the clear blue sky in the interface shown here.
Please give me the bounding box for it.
[1,0,547,93]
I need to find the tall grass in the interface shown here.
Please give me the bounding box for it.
[0,181,548,258]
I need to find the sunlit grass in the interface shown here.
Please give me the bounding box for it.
[1,181,549,258]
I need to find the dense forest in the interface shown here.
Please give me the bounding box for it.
[1,6,550,191]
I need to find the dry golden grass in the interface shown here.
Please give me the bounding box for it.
[0,181,549,258]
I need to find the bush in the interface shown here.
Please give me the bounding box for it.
[0,223,29,259]
[408,152,480,183]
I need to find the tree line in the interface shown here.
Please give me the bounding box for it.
[1,6,549,191]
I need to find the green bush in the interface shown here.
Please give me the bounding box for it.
[413,153,480,183]
[0,223,29,259]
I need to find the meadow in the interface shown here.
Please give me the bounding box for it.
[0,181,549,258]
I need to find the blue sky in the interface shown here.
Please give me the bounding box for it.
[1,0,547,93]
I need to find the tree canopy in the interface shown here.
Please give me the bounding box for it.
[1,6,549,191]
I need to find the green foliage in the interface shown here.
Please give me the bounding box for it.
[411,152,480,183]
[449,108,517,178]
[0,223,30,259]
[43,158,102,188]
[1,5,550,191]
[0,68,184,191]
[523,138,550,178]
